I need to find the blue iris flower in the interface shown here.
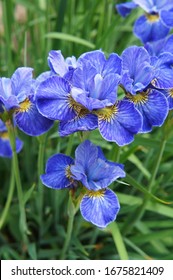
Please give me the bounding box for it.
[116,0,173,43]
[41,140,125,228]
[0,67,53,136]
[121,46,169,133]
[0,120,23,158]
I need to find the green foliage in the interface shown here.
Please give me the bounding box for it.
[0,0,173,260]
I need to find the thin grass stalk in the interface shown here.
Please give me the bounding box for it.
[0,165,15,229]
[6,120,28,245]
[108,222,129,260]
[122,138,166,235]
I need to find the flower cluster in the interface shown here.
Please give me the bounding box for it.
[35,46,173,145]
[41,140,125,227]
[1,0,173,228]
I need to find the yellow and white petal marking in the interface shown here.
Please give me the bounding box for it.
[87,189,106,198]
[169,89,173,98]
[16,98,32,113]
[0,131,9,139]
[68,95,89,117]
[95,105,118,122]
[127,91,148,104]
[146,13,159,22]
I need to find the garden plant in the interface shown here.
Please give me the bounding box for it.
[0,0,173,260]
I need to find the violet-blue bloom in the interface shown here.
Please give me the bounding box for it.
[120,46,169,133]
[71,140,125,227]
[0,68,53,136]
[41,140,125,228]
[0,120,23,158]
[116,0,173,43]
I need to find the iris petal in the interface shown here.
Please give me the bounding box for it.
[116,2,137,17]
[41,154,74,189]
[36,76,76,121]
[14,96,53,136]
[133,89,169,133]
[11,67,33,103]
[98,100,142,146]
[80,188,120,228]
[0,136,23,158]
[59,114,98,137]
[134,15,170,43]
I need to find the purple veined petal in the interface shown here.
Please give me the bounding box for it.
[91,74,120,104]
[116,2,138,17]
[72,60,97,90]
[78,50,106,74]
[97,146,125,171]
[156,0,173,11]
[145,34,173,56]
[48,50,68,76]
[0,94,20,111]
[71,73,119,111]
[133,0,158,13]
[59,113,98,137]
[102,53,122,76]
[163,89,173,110]
[0,78,12,100]
[98,100,142,146]
[128,89,169,133]
[0,134,23,158]
[152,53,173,89]
[34,71,53,90]
[71,157,124,191]
[41,153,74,190]
[121,46,154,93]
[160,9,173,27]
[71,140,126,191]
[72,139,98,173]
[80,188,120,228]
[71,86,113,111]
[11,67,33,103]
[14,95,54,136]
[36,76,76,121]
[134,15,170,43]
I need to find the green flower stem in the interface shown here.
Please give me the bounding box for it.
[0,165,15,229]
[37,134,47,234]
[60,191,75,259]
[122,138,166,236]
[6,120,28,244]
[65,134,74,156]
[108,222,129,260]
